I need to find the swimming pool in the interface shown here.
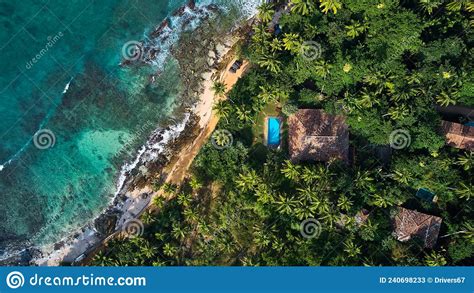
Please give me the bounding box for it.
[268,117,281,146]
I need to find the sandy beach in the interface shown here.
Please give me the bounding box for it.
[166,59,250,185]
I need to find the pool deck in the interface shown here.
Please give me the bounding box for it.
[264,116,283,148]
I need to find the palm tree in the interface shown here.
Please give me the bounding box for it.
[252,24,272,53]
[257,3,275,23]
[163,243,178,257]
[236,169,260,192]
[236,106,253,123]
[213,100,231,123]
[257,53,282,73]
[393,169,412,185]
[291,0,315,16]
[257,86,280,104]
[281,160,302,182]
[456,152,473,171]
[269,38,283,53]
[93,251,113,266]
[183,208,199,224]
[345,21,366,39]
[297,186,318,203]
[441,222,474,242]
[314,60,332,78]
[387,104,410,121]
[295,203,317,220]
[370,193,394,208]
[319,0,342,14]
[462,222,474,243]
[446,0,470,11]
[436,91,457,106]
[321,210,339,228]
[337,194,353,212]
[177,192,192,207]
[172,222,187,241]
[140,241,157,258]
[141,211,155,225]
[153,196,166,209]
[155,232,166,242]
[418,0,442,14]
[301,166,318,185]
[189,176,203,192]
[162,182,177,196]
[255,183,274,204]
[354,170,375,192]
[317,196,331,214]
[425,251,447,266]
[212,81,226,97]
[275,194,297,215]
[455,182,472,200]
[212,129,232,147]
[343,239,362,258]
[283,33,302,54]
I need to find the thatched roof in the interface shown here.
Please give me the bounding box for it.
[393,207,442,248]
[288,109,349,162]
[441,121,474,150]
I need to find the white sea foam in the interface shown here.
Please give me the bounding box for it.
[62,80,72,94]
[143,0,259,71]
[114,113,190,197]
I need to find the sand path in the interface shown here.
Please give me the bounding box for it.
[166,60,249,184]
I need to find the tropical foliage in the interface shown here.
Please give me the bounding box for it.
[92,0,473,267]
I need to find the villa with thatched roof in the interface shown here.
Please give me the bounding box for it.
[288,109,349,162]
[441,121,474,150]
[393,207,442,248]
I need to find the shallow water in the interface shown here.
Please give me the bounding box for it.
[0,0,259,257]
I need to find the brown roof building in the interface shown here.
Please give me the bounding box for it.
[393,207,442,248]
[441,121,474,150]
[288,109,349,162]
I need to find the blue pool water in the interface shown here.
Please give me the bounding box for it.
[268,117,281,146]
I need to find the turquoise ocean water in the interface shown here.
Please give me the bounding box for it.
[0,0,257,257]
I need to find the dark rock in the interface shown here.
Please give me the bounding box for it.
[94,210,121,236]
[54,241,64,250]
[188,0,196,10]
